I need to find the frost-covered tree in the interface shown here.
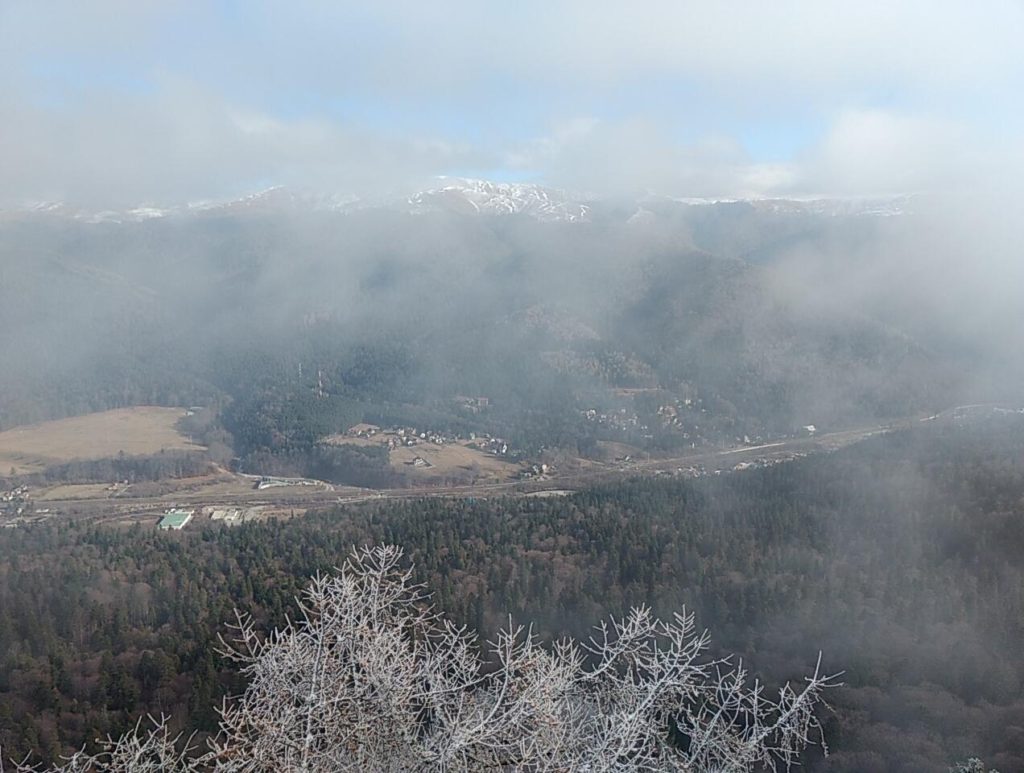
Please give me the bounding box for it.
[11,545,837,772]
[950,760,1000,773]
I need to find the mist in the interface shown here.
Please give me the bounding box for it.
[2,3,1024,770]
[0,192,1020,498]
[3,2,1023,205]
[2,3,1022,414]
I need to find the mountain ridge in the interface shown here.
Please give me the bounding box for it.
[2,179,915,225]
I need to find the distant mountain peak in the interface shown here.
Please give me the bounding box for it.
[406,178,592,222]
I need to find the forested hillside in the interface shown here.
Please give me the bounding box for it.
[0,208,966,484]
[2,417,1023,770]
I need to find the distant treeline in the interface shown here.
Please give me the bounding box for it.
[2,451,212,489]
[2,417,1023,769]
[239,444,400,489]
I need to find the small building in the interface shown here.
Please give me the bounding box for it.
[159,508,194,530]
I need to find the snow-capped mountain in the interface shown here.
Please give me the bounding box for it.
[2,180,914,225]
[405,178,591,222]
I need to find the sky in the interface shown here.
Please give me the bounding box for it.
[1,1,1023,206]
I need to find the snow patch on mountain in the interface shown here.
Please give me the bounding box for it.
[748,196,914,217]
[406,178,591,222]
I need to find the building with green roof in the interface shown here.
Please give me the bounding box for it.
[158,509,194,530]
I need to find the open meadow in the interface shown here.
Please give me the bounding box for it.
[323,427,522,483]
[0,407,203,474]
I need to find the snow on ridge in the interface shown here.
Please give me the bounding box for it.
[653,193,911,217]
[29,201,69,213]
[4,183,912,225]
[407,177,592,222]
[748,196,912,217]
[127,206,171,220]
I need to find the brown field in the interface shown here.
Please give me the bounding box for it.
[388,442,521,481]
[324,430,521,483]
[0,407,204,474]
[594,440,644,462]
[33,483,115,501]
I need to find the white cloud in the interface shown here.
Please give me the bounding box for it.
[795,110,972,196]
[0,79,485,207]
[514,118,795,198]
[1,1,1021,203]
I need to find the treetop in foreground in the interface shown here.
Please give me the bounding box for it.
[12,545,837,772]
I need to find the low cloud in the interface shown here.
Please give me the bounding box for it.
[0,79,484,208]
[795,110,973,196]
[1,1,1021,204]
[512,118,797,199]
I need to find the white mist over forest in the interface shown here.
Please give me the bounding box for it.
[1,3,1023,771]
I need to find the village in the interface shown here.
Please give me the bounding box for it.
[579,394,718,447]
[0,485,51,528]
[0,398,864,534]
[324,421,543,481]
[0,417,887,533]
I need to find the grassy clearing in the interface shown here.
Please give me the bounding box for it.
[0,406,204,474]
[388,442,520,481]
[324,430,521,483]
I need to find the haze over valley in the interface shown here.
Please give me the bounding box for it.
[2,3,1024,771]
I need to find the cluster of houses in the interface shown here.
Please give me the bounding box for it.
[454,396,490,414]
[1,485,30,515]
[350,423,456,450]
[582,407,639,431]
[519,463,553,480]
[348,423,513,457]
[474,435,510,456]
[581,407,658,438]
[582,396,718,449]
[655,398,703,429]
[0,486,47,526]
[658,449,809,481]
[386,427,454,449]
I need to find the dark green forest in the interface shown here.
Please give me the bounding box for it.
[2,417,1023,770]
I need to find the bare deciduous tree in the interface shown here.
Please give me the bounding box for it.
[11,545,838,772]
[5,717,198,773]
